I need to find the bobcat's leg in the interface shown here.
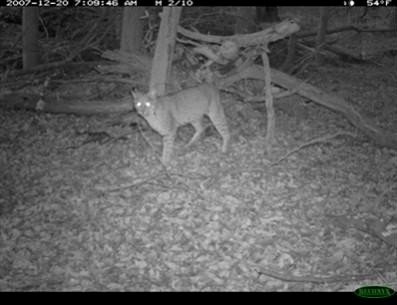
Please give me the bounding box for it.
[209,110,230,153]
[185,119,205,148]
[161,132,176,164]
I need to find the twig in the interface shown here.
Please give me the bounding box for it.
[256,267,378,283]
[176,37,203,47]
[6,16,112,78]
[270,131,358,167]
[244,73,315,102]
[0,55,21,66]
[327,214,397,249]
[297,25,360,39]
[104,174,162,192]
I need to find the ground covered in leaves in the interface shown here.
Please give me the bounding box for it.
[1,57,396,291]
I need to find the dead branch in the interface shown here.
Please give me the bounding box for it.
[328,215,397,249]
[297,24,396,40]
[177,18,300,47]
[262,51,275,154]
[322,44,368,63]
[0,92,133,114]
[256,267,378,283]
[298,24,360,38]
[0,55,21,66]
[298,41,368,64]
[270,131,359,166]
[6,15,112,78]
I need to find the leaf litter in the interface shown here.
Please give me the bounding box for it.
[1,63,397,291]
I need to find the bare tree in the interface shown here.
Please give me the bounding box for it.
[149,8,182,94]
[315,7,331,63]
[120,7,146,54]
[22,7,40,69]
[389,7,396,32]
[256,7,280,23]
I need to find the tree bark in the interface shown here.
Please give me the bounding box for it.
[256,7,280,23]
[150,7,182,94]
[22,7,40,69]
[315,7,330,64]
[389,7,397,33]
[120,7,146,54]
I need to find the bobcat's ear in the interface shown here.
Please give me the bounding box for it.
[131,89,141,100]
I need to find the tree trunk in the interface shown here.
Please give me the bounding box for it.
[280,33,297,72]
[389,7,397,32]
[120,7,146,54]
[315,7,330,64]
[256,7,280,23]
[22,7,40,69]
[150,8,182,94]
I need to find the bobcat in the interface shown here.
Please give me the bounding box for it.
[132,83,230,164]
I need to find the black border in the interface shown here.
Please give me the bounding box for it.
[0,0,388,7]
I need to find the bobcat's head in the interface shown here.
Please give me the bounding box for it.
[132,89,158,117]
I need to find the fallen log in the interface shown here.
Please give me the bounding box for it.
[177,18,300,47]
[0,93,133,114]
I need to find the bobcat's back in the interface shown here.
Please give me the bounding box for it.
[161,83,218,124]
